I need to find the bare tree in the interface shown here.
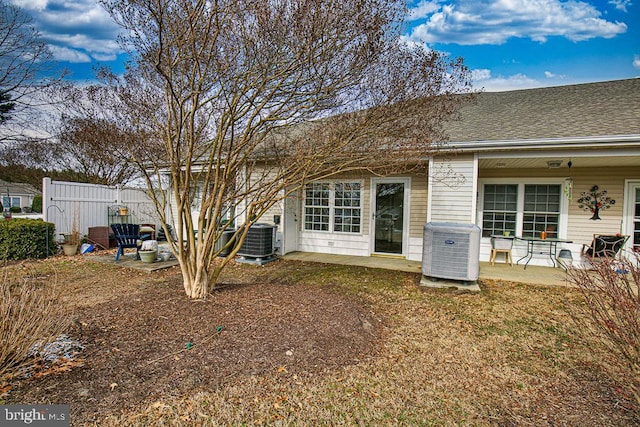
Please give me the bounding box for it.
[100,0,474,298]
[0,0,63,141]
[51,116,139,185]
[0,80,143,186]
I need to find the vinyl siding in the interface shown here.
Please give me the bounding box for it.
[409,173,428,239]
[428,155,476,223]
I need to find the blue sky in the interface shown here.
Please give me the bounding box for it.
[11,0,640,91]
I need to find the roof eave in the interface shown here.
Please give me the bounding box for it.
[445,134,640,152]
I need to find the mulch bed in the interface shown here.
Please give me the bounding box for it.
[8,275,382,425]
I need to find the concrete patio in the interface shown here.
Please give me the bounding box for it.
[88,252,179,272]
[87,248,573,288]
[282,251,572,287]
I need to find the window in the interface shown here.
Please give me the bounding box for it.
[523,184,560,238]
[480,182,563,238]
[304,182,361,233]
[482,184,517,237]
[2,196,20,210]
[304,183,330,231]
[334,183,361,233]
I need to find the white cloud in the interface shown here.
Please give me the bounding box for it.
[44,32,121,60]
[609,0,632,12]
[398,35,434,51]
[48,45,91,63]
[471,69,545,91]
[10,0,124,62]
[408,1,442,21]
[471,68,491,81]
[633,55,640,69]
[408,0,628,45]
[9,0,48,11]
[544,71,566,79]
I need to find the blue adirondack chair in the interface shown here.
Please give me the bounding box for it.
[111,223,141,261]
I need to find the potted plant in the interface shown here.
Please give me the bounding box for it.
[61,231,80,256]
[139,239,158,263]
[62,210,81,256]
[139,249,157,263]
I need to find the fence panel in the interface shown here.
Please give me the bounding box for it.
[42,178,159,240]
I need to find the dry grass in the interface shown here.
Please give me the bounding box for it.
[0,262,67,379]
[6,257,640,425]
[104,262,637,426]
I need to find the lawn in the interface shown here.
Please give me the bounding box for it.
[2,255,638,426]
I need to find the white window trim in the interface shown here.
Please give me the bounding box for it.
[303,180,364,235]
[477,178,569,239]
[623,179,640,253]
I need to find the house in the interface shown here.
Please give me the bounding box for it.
[0,179,40,212]
[267,78,640,267]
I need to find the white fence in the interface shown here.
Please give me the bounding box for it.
[42,178,159,239]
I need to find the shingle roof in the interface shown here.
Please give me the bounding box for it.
[445,78,640,143]
[0,179,40,196]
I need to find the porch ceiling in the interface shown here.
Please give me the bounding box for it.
[478,154,640,169]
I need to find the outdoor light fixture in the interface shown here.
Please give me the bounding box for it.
[547,160,563,168]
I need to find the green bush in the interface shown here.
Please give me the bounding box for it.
[31,195,42,213]
[9,206,21,213]
[0,219,56,260]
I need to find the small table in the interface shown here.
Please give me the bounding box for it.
[490,235,515,266]
[516,236,573,269]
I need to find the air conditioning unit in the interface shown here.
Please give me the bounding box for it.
[422,222,481,285]
[214,229,236,257]
[237,223,277,264]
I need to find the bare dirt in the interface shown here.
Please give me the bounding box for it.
[5,256,381,425]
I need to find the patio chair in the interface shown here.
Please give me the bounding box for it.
[111,223,141,261]
[581,234,629,261]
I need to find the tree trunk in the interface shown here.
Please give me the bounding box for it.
[177,253,218,299]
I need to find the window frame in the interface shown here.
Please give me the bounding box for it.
[303,182,330,232]
[303,180,363,234]
[522,184,562,238]
[2,196,20,209]
[477,178,568,239]
[481,183,518,237]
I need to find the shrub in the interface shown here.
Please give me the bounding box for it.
[0,272,66,379]
[31,195,42,213]
[0,219,56,260]
[567,254,640,406]
[9,206,21,213]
